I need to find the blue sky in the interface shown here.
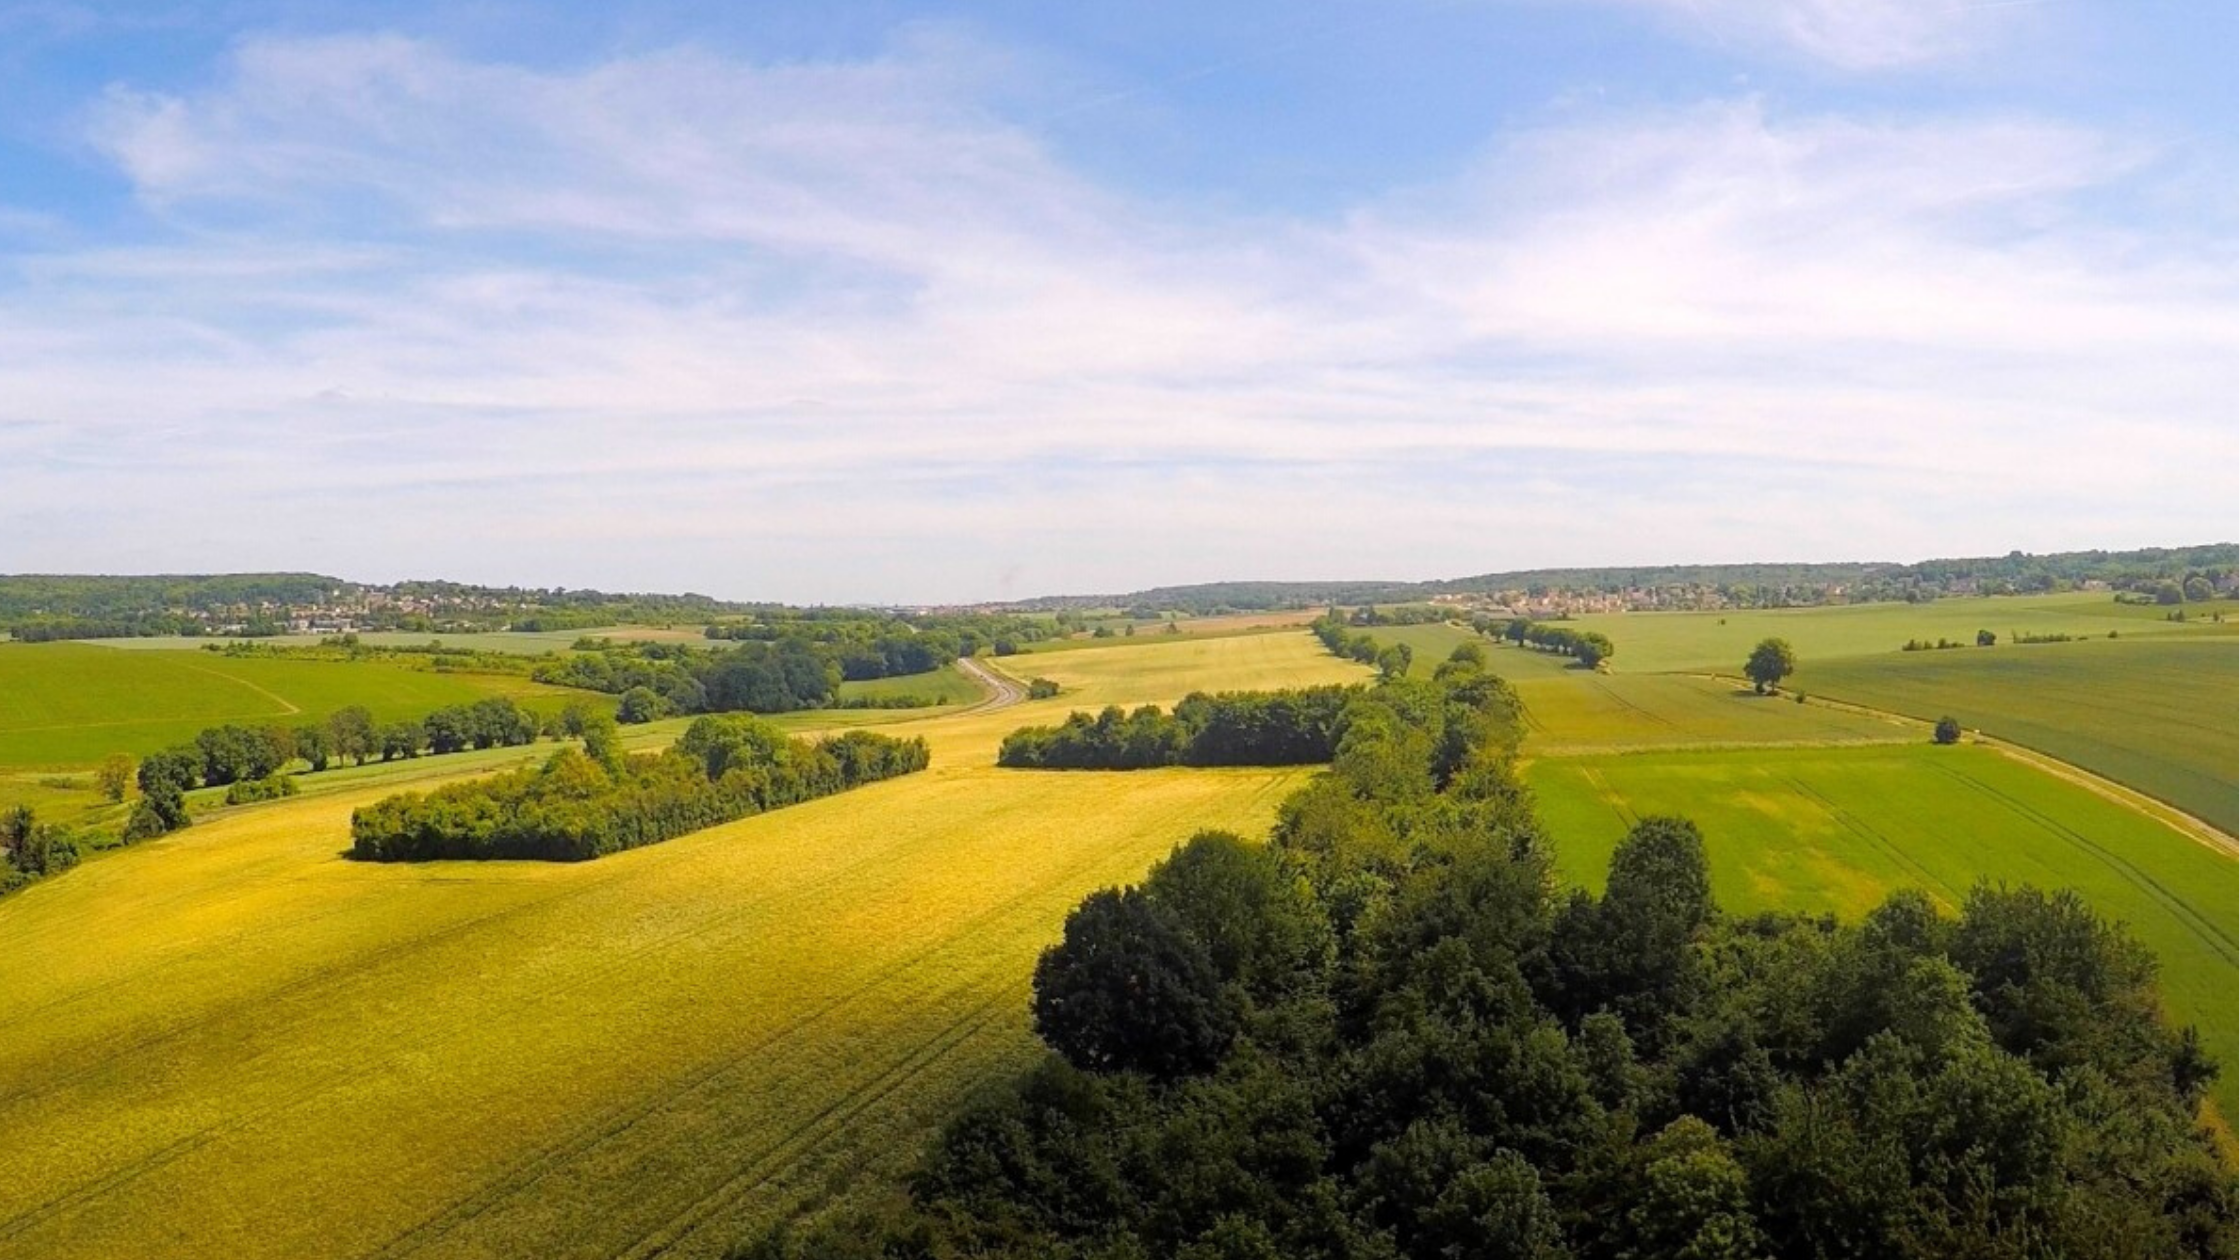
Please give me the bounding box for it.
[0,1,2231,602]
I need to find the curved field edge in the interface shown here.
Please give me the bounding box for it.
[1525,742,2240,1124]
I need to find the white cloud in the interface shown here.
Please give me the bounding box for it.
[1601,0,2032,70]
[1,34,2229,600]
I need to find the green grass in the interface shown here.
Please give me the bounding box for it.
[1797,637,2238,835]
[836,663,983,706]
[0,631,1367,1260]
[1556,591,2234,674]
[1528,743,2239,1121]
[0,643,584,770]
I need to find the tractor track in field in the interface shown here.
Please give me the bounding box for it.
[1923,760,2236,967]
[1688,672,2236,858]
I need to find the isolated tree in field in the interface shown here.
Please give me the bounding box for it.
[95,754,134,803]
[1032,886,1237,1078]
[2183,574,2214,602]
[1743,637,1795,694]
[1976,629,1996,647]
[1934,716,1962,745]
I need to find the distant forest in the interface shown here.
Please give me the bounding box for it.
[1006,543,2240,614]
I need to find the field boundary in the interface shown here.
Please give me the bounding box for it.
[1685,671,2237,857]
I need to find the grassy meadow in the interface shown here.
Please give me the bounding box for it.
[0,633,1370,1260]
[1527,742,2238,1121]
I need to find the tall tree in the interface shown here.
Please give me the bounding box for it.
[1744,637,1796,694]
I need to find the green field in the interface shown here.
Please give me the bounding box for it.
[1514,672,1910,753]
[1798,637,2238,834]
[1558,590,2233,674]
[1528,742,2239,1121]
[0,632,1370,1260]
[0,643,579,769]
[834,663,983,707]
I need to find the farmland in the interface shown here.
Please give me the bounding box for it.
[1795,637,2239,834]
[0,632,1369,1260]
[0,601,2232,1253]
[1344,594,2238,1125]
[0,643,577,769]
[1527,742,2238,1122]
[1555,590,2233,674]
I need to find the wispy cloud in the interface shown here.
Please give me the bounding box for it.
[1,31,2227,599]
[1602,0,2037,70]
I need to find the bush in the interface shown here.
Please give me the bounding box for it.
[1934,715,1963,744]
[224,774,299,804]
[1027,678,1061,700]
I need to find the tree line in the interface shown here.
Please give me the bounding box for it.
[349,715,927,862]
[1311,613,1417,679]
[752,645,2229,1260]
[533,639,839,715]
[126,697,570,841]
[997,686,1361,770]
[1481,616,1616,668]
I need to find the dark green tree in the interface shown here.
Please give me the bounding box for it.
[1744,638,1795,694]
[1032,886,1237,1078]
[1933,716,1962,745]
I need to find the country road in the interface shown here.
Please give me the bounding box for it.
[953,655,1027,713]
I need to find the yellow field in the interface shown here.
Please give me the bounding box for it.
[0,633,1369,1260]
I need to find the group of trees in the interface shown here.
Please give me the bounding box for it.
[0,806,82,898]
[753,650,2231,1260]
[350,714,929,863]
[1491,618,1616,669]
[700,611,1058,677]
[998,686,1362,770]
[122,697,564,841]
[535,639,838,715]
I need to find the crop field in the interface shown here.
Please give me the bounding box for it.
[1796,638,2239,835]
[0,644,578,769]
[1514,672,1910,753]
[1528,743,2239,1122]
[1013,611,1322,654]
[0,631,1368,1260]
[1556,591,2233,674]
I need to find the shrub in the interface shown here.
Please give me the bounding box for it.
[1934,716,1963,745]
[224,774,299,805]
